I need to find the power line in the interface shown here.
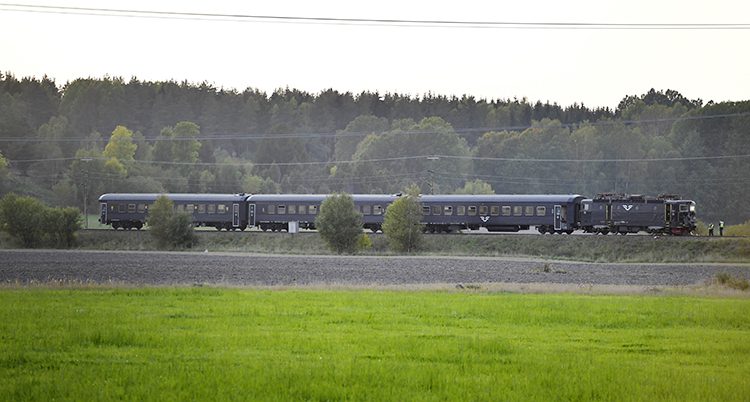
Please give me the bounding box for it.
[1,3,750,30]
[8,152,750,167]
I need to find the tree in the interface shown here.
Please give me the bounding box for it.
[455,179,495,195]
[382,191,423,252]
[103,125,137,161]
[0,193,47,247]
[45,207,82,247]
[315,193,363,254]
[147,195,197,249]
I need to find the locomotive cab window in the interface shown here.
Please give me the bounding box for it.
[679,204,689,212]
[502,206,511,216]
[490,206,500,216]
[468,206,477,216]
[456,206,466,215]
[536,206,546,216]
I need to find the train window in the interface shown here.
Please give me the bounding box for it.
[679,204,688,212]
[444,206,453,215]
[309,205,318,215]
[373,205,383,215]
[525,206,534,216]
[502,206,511,216]
[268,205,275,214]
[207,204,216,214]
[186,204,195,213]
[432,205,442,215]
[457,206,466,215]
[277,205,286,214]
[110,204,116,212]
[536,206,546,216]
[288,205,297,214]
[198,204,206,214]
[217,204,228,214]
[362,205,372,215]
[513,206,522,216]
[479,206,488,215]
[490,206,500,216]
[137,204,146,213]
[175,204,183,212]
[117,204,126,213]
[422,205,430,215]
[127,204,136,213]
[583,203,591,211]
[468,206,477,216]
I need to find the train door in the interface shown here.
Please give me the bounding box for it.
[605,204,612,223]
[554,205,562,231]
[248,203,256,227]
[665,204,672,226]
[100,203,107,224]
[232,203,240,227]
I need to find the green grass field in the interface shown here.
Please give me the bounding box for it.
[1,288,749,401]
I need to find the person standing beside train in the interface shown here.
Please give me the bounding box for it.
[708,223,714,236]
[719,220,724,236]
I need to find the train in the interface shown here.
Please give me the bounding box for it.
[98,192,697,235]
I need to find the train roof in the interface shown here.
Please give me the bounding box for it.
[419,194,585,203]
[247,194,399,203]
[98,193,249,202]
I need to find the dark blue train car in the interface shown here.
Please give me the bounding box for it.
[247,194,397,232]
[579,193,696,235]
[418,194,585,233]
[98,193,250,230]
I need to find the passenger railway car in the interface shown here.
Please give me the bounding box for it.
[99,193,249,230]
[249,194,398,232]
[579,193,696,235]
[418,194,585,233]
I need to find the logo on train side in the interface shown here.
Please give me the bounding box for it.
[480,216,490,223]
[622,205,633,211]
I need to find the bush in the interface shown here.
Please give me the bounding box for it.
[315,193,363,254]
[0,193,82,248]
[383,194,424,252]
[46,207,83,247]
[147,195,197,249]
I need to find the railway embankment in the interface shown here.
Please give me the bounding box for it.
[16,230,746,263]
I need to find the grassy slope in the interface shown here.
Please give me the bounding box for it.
[1,288,749,401]
[66,230,750,263]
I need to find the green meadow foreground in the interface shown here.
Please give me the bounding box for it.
[2,289,749,401]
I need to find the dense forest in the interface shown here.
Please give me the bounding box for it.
[0,72,748,223]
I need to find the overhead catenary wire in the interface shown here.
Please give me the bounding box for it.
[1,3,749,30]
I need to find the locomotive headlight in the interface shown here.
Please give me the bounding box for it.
[690,204,695,212]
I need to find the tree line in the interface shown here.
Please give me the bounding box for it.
[0,72,748,224]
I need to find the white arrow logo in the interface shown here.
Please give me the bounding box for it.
[480,216,490,223]
[623,205,633,211]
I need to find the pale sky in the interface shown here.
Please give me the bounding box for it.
[1,0,748,109]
